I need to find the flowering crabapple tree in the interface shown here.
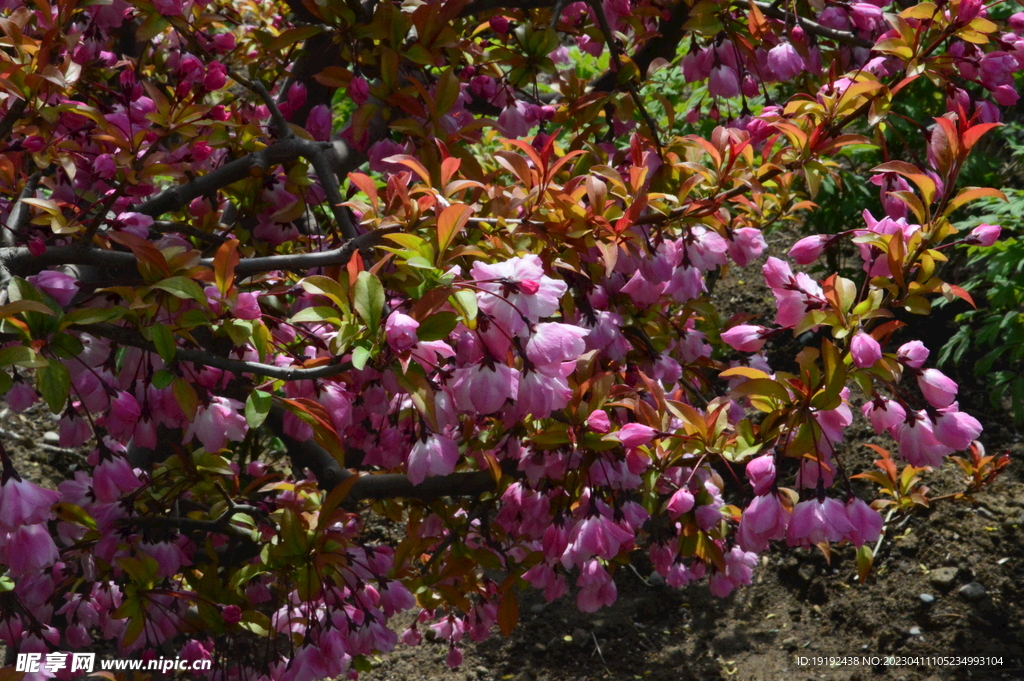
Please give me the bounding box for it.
[0,0,1016,677]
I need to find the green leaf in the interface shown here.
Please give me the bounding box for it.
[0,345,47,368]
[352,271,384,331]
[450,290,477,329]
[36,362,71,412]
[351,345,370,370]
[238,610,271,637]
[416,311,458,342]
[245,390,272,429]
[290,306,342,324]
[151,369,175,389]
[152,276,207,303]
[62,306,124,326]
[148,323,176,362]
[300,276,350,313]
[48,332,84,359]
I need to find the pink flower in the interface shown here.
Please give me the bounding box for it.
[222,605,242,625]
[94,153,117,179]
[862,398,906,435]
[490,15,509,34]
[184,396,248,452]
[768,42,805,81]
[92,455,141,503]
[525,323,588,366]
[6,382,38,412]
[0,477,60,529]
[745,454,776,495]
[450,363,519,414]
[845,498,883,547]
[27,270,80,306]
[563,513,633,567]
[349,77,369,106]
[307,104,332,141]
[385,312,420,353]
[116,211,154,238]
[709,65,740,98]
[60,411,93,447]
[967,223,1000,247]
[896,340,929,368]
[665,487,694,518]
[788,235,829,264]
[152,0,183,16]
[203,62,227,91]
[896,412,953,468]
[724,546,757,588]
[737,493,789,552]
[576,559,617,612]
[446,646,463,669]
[721,325,768,353]
[139,540,191,579]
[2,524,59,576]
[786,498,854,546]
[850,331,881,368]
[932,406,983,450]
[587,409,611,433]
[615,423,657,448]
[472,255,567,336]
[407,433,460,485]
[105,391,141,441]
[212,32,236,53]
[234,292,261,320]
[917,368,957,408]
[709,571,735,598]
[728,228,766,266]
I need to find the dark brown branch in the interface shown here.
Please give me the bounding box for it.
[76,323,354,381]
[267,405,509,501]
[0,225,393,280]
[753,2,873,49]
[2,172,40,248]
[586,0,663,150]
[0,244,137,276]
[0,98,27,142]
[225,226,396,276]
[135,137,362,220]
[458,0,556,16]
[590,1,692,94]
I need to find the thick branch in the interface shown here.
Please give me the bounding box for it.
[0,98,27,142]
[2,173,40,248]
[458,0,556,15]
[0,244,136,276]
[224,226,395,276]
[76,323,353,381]
[134,137,362,219]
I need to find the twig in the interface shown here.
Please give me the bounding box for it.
[591,631,608,667]
[872,507,896,556]
[586,0,663,151]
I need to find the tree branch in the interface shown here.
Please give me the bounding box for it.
[589,1,692,94]
[0,98,27,142]
[753,2,873,49]
[458,0,556,16]
[75,323,354,381]
[0,225,393,282]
